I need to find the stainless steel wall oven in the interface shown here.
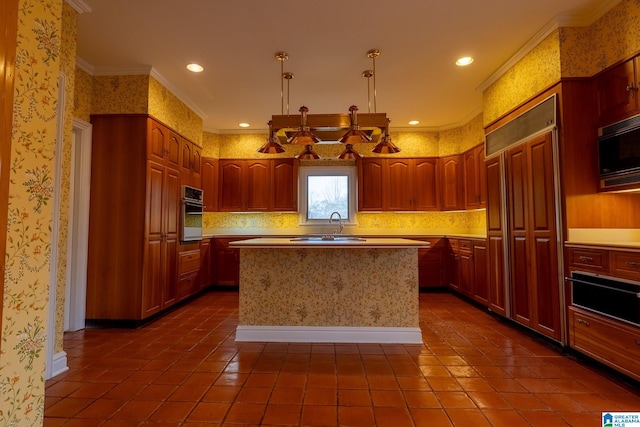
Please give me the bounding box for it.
[181,185,203,242]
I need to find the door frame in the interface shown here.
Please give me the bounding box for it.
[64,118,92,332]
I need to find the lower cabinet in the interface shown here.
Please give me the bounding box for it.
[447,238,488,307]
[569,306,640,382]
[177,248,201,301]
[417,238,446,288]
[212,237,252,285]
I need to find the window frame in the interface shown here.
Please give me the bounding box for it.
[298,165,358,228]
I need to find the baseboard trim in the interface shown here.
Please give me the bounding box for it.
[235,326,423,344]
[51,351,69,378]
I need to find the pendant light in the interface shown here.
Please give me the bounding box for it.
[295,144,320,159]
[372,119,401,154]
[287,106,320,145]
[338,144,362,160]
[257,120,285,153]
[339,105,371,144]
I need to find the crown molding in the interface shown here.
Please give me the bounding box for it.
[73,57,207,120]
[65,0,91,13]
[477,0,621,93]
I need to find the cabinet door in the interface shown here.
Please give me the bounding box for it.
[464,148,479,208]
[387,159,412,210]
[163,168,180,308]
[148,121,167,164]
[441,155,464,210]
[246,160,271,211]
[486,155,507,315]
[473,242,488,306]
[506,144,531,327]
[197,239,211,290]
[459,247,474,297]
[477,145,487,207]
[597,58,639,126]
[192,145,202,187]
[201,158,218,212]
[527,133,560,339]
[272,159,297,211]
[165,131,180,170]
[414,158,439,210]
[219,160,245,211]
[358,158,386,211]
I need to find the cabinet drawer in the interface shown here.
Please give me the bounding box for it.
[458,239,472,251]
[569,307,640,381]
[179,250,201,276]
[566,247,609,273]
[611,251,640,281]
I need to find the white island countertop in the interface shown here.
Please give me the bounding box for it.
[230,237,430,249]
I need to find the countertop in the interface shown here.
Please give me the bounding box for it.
[229,237,430,249]
[204,228,486,240]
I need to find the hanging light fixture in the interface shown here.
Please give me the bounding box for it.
[287,106,320,145]
[372,119,401,154]
[257,120,285,153]
[295,144,320,159]
[338,105,371,144]
[338,144,362,160]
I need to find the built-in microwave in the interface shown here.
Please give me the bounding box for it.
[181,185,203,242]
[598,114,640,191]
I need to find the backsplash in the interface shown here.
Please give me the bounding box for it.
[203,209,486,236]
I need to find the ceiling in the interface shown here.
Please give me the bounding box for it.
[75,0,616,134]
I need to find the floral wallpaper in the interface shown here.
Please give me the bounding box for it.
[238,248,419,327]
[52,2,78,354]
[148,76,203,145]
[483,30,562,125]
[91,74,149,114]
[560,0,640,77]
[73,66,91,122]
[1,0,62,424]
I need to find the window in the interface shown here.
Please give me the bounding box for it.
[299,166,357,226]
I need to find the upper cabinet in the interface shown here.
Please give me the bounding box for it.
[201,157,218,212]
[218,158,298,212]
[357,157,439,212]
[440,155,464,211]
[148,120,180,169]
[464,144,486,209]
[596,57,640,126]
[180,138,202,188]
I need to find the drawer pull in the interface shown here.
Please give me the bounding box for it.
[626,261,640,268]
[579,256,594,263]
[577,318,590,327]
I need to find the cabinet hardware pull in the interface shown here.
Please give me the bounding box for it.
[577,318,590,326]
[627,261,640,268]
[579,256,594,262]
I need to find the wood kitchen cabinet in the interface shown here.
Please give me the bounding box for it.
[486,155,507,316]
[180,139,202,188]
[596,57,640,126]
[506,132,561,340]
[87,115,183,321]
[201,157,218,212]
[357,157,439,211]
[177,247,200,301]
[416,238,446,288]
[447,237,488,306]
[464,143,486,209]
[218,159,297,212]
[212,238,251,285]
[440,155,464,211]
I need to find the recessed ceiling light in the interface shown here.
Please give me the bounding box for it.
[186,63,204,73]
[239,123,250,128]
[408,120,420,126]
[455,57,474,66]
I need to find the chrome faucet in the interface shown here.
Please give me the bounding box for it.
[329,211,343,235]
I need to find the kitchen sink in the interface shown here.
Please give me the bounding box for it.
[290,235,366,242]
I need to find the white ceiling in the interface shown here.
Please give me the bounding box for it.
[75,0,617,133]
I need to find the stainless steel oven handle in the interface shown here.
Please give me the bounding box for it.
[565,277,640,298]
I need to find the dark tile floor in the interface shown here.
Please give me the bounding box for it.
[44,291,640,426]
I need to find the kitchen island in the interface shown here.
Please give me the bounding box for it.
[230,237,429,344]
